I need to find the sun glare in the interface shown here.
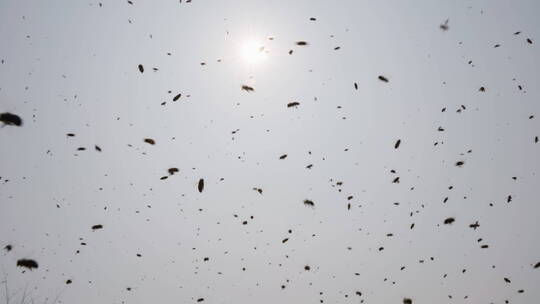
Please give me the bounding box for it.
[240,40,268,64]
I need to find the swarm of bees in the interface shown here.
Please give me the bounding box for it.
[1,5,537,304]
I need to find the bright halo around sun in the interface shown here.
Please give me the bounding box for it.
[240,40,268,64]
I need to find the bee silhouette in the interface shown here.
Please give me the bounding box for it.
[469,221,480,230]
[440,19,449,31]
[303,199,315,208]
[144,138,155,145]
[241,85,254,92]
[0,112,23,126]
[198,178,204,193]
[91,224,103,230]
[17,259,38,270]
[287,102,300,108]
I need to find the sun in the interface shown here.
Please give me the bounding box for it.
[240,40,267,64]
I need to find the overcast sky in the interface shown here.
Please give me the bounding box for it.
[1,0,540,303]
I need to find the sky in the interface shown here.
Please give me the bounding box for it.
[1,0,539,303]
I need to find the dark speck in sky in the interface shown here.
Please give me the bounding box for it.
[198,178,204,193]
[378,75,389,82]
[16,259,38,270]
[0,112,23,126]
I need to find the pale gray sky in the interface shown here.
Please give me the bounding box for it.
[1,0,540,303]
